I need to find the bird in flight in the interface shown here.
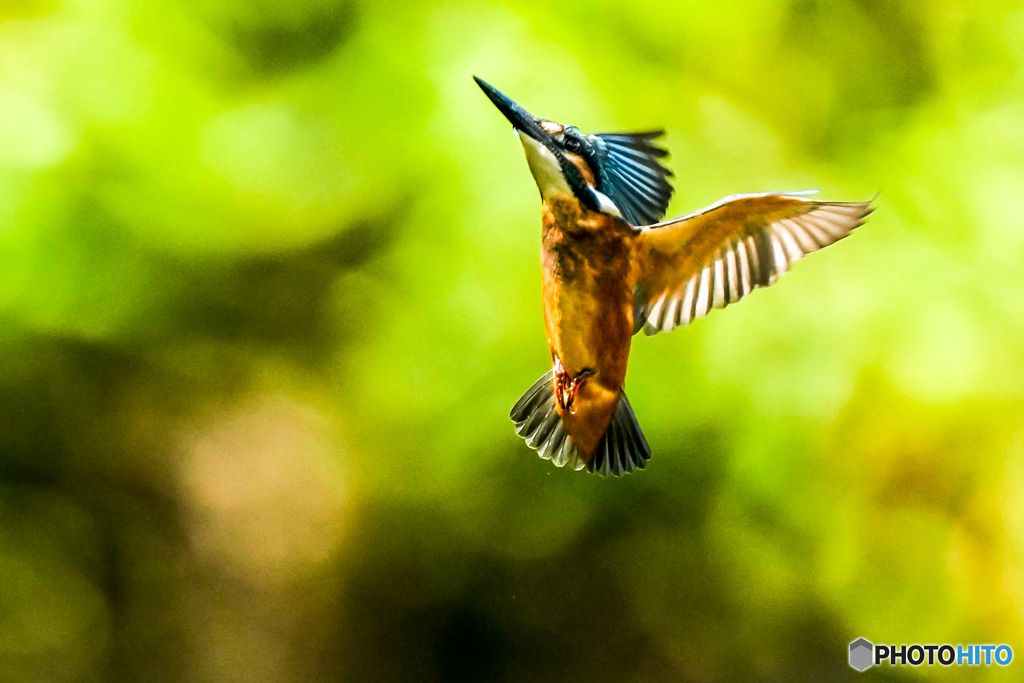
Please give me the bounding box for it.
[474,76,873,477]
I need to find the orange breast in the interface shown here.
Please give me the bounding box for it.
[540,199,638,457]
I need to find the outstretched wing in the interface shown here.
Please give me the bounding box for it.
[633,193,874,336]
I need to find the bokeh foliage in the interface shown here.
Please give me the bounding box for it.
[2,0,1024,681]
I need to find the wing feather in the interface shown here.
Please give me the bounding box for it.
[635,193,873,336]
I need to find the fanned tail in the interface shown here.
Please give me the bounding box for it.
[510,371,652,476]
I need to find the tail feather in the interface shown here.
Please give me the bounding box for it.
[588,392,651,476]
[510,370,652,476]
[511,370,586,471]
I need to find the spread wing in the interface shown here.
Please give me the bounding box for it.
[592,132,674,226]
[633,193,874,336]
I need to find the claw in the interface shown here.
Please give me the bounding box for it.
[553,358,572,412]
[552,360,594,415]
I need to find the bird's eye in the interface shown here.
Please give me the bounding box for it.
[564,137,581,153]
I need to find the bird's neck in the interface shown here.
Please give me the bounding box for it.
[542,196,631,237]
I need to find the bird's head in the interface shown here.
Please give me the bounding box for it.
[473,76,674,226]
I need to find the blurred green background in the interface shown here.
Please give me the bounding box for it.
[2,0,1023,680]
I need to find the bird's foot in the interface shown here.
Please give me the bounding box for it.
[553,360,595,415]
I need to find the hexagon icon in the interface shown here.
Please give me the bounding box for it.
[849,638,874,671]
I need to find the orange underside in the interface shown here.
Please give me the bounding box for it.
[540,197,638,459]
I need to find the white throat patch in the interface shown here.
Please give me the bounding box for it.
[518,132,573,200]
[517,132,622,220]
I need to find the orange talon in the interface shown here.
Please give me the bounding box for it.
[553,358,572,412]
[552,360,593,415]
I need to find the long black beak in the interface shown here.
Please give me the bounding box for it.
[472,76,598,213]
[473,76,552,144]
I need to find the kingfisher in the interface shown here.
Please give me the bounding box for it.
[474,76,873,477]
